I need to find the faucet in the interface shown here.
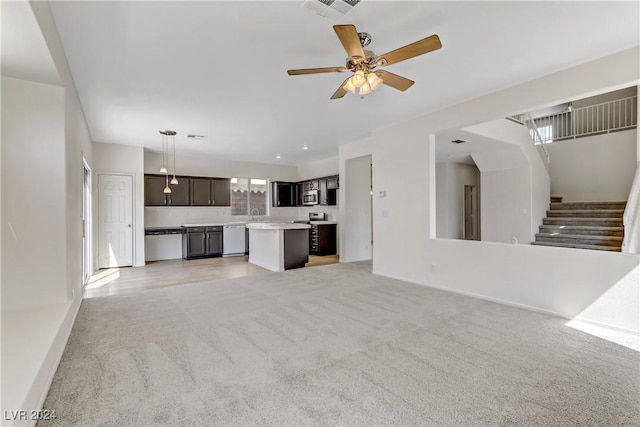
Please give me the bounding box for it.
[250,208,260,221]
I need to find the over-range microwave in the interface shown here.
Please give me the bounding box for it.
[303,190,318,206]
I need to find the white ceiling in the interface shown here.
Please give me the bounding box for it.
[48,1,639,166]
[435,128,513,164]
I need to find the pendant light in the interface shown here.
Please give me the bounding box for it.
[159,131,168,174]
[159,130,176,194]
[170,130,178,185]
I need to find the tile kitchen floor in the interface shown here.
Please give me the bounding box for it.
[84,255,339,299]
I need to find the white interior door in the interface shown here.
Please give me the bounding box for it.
[82,161,92,283]
[98,174,133,268]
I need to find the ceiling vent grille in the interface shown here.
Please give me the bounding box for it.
[302,0,361,19]
[186,134,205,139]
[450,139,466,144]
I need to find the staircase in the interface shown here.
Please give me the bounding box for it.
[532,198,626,251]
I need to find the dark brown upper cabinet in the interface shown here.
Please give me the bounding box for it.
[189,177,231,207]
[167,177,190,206]
[190,178,212,206]
[326,175,339,189]
[272,181,295,207]
[146,175,229,207]
[145,175,169,206]
[212,179,230,206]
[144,175,190,206]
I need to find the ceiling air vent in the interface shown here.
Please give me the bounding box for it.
[302,0,361,19]
[186,134,205,139]
[450,139,466,144]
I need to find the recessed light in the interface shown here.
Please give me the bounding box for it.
[303,146,309,150]
[448,154,455,158]
[276,155,281,159]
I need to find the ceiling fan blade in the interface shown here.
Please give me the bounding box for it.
[330,77,352,100]
[377,34,442,66]
[375,70,414,91]
[288,67,347,75]
[333,24,366,63]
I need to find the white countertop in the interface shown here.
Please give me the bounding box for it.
[179,219,336,227]
[246,222,311,230]
[182,222,246,227]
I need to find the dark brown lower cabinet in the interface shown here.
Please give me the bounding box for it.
[310,224,337,256]
[182,226,222,259]
[284,229,309,270]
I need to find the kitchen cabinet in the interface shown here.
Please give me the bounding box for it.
[168,177,190,206]
[318,176,338,206]
[190,178,231,206]
[319,179,328,205]
[303,180,319,191]
[213,179,231,206]
[294,182,304,207]
[326,175,339,189]
[145,175,168,206]
[310,223,337,256]
[144,175,190,206]
[272,181,295,207]
[182,226,222,259]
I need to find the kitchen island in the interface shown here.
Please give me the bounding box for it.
[246,222,311,272]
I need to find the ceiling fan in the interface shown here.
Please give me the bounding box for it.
[287,24,442,99]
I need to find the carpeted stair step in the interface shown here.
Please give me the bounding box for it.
[550,196,563,203]
[531,241,621,251]
[535,233,622,246]
[549,201,626,210]
[546,209,624,218]
[538,225,624,237]
[543,217,623,227]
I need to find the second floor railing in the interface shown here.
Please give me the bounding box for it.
[512,95,637,144]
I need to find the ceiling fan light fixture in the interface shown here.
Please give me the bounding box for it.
[343,78,356,93]
[352,70,366,88]
[359,80,372,95]
[367,72,383,90]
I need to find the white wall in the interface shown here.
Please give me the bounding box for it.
[340,47,640,335]
[297,156,338,181]
[145,151,299,181]
[467,119,550,242]
[338,138,372,259]
[343,155,372,262]
[1,77,67,310]
[144,152,340,227]
[546,129,636,201]
[1,1,93,423]
[479,166,532,244]
[93,142,145,266]
[435,162,479,239]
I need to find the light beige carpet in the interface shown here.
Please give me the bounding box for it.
[40,261,639,426]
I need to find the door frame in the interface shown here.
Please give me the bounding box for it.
[463,184,478,240]
[97,172,135,268]
[82,158,92,285]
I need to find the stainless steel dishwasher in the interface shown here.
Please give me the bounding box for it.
[223,224,246,256]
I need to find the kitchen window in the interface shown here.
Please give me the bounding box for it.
[231,178,267,216]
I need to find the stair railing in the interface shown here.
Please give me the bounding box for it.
[622,161,640,254]
[520,112,550,170]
